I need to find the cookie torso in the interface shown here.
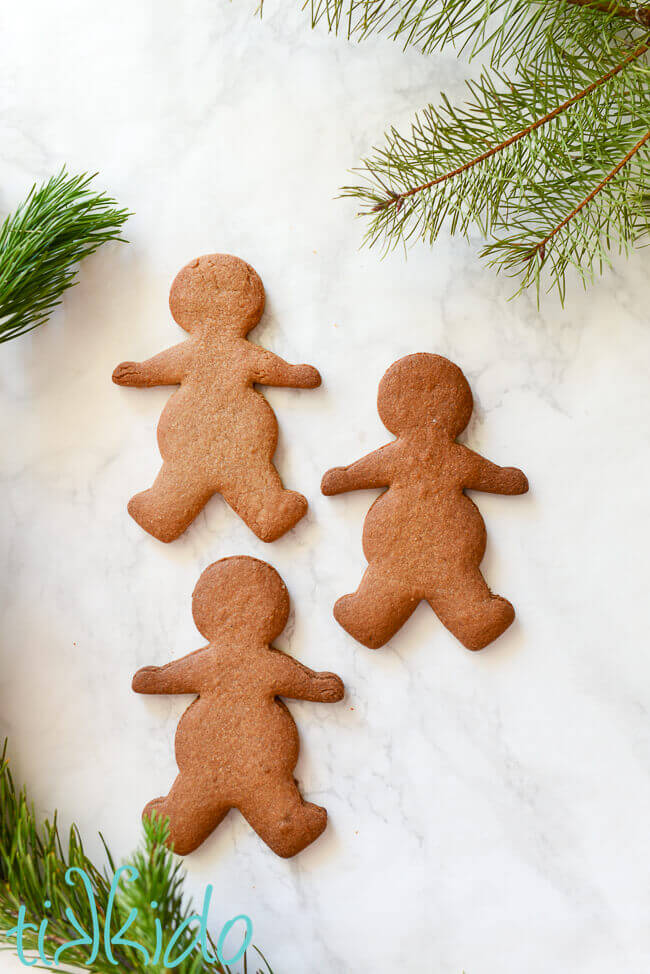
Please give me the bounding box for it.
[157,336,278,483]
[173,645,300,805]
[362,432,487,578]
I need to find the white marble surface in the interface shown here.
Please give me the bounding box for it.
[2,2,650,972]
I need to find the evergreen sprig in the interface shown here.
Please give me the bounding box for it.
[0,745,272,973]
[0,170,129,343]
[305,0,647,66]
[289,0,650,300]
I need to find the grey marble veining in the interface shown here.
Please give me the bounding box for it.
[1,2,650,972]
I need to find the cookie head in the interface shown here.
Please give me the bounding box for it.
[169,254,265,334]
[192,556,289,644]
[377,353,473,437]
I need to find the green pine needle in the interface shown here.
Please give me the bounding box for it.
[0,743,272,973]
[0,169,130,344]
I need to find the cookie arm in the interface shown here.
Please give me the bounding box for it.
[113,342,192,387]
[321,445,394,495]
[268,649,344,703]
[249,348,321,389]
[459,446,528,495]
[132,649,208,695]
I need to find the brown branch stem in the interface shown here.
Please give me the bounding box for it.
[528,128,650,262]
[564,0,650,26]
[372,42,649,213]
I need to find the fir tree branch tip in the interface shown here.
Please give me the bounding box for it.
[0,169,130,345]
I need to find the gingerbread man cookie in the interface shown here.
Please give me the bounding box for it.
[133,557,344,858]
[322,353,528,651]
[113,254,321,543]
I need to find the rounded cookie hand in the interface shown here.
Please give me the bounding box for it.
[293,365,322,389]
[321,467,348,496]
[113,361,145,386]
[313,672,345,702]
[132,666,161,693]
[501,467,529,494]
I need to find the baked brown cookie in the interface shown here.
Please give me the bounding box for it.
[113,254,321,543]
[321,353,528,651]
[133,556,344,858]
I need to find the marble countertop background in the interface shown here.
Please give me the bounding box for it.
[2,2,650,972]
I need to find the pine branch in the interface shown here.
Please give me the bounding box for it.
[342,31,650,300]
[0,169,130,344]
[303,0,650,64]
[480,118,650,300]
[270,0,650,297]
[370,41,649,215]
[0,744,272,972]
[565,0,650,25]
[526,128,650,261]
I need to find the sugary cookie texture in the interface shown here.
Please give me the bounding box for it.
[113,254,321,543]
[322,353,528,651]
[133,556,344,858]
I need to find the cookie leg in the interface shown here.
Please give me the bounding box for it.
[238,777,327,858]
[427,569,515,651]
[222,467,307,542]
[143,776,230,855]
[128,464,213,542]
[334,564,419,649]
